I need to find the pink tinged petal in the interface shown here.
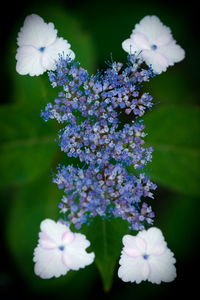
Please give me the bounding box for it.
[39,240,57,249]
[39,232,49,240]
[148,248,177,284]
[17,14,57,48]
[40,219,70,245]
[62,231,74,244]
[133,15,173,46]
[122,38,141,55]
[124,247,141,257]
[158,42,185,66]
[118,254,147,283]
[62,233,95,270]
[33,245,69,279]
[141,49,169,73]
[138,227,167,256]
[39,236,57,249]
[39,231,56,243]
[130,33,150,49]
[135,236,147,252]
[41,37,75,71]
[122,235,146,254]
[16,46,45,76]
[39,232,57,249]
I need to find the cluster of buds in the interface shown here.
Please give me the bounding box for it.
[42,55,156,230]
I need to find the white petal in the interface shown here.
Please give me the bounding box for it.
[62,233,95,270]
[123,235,146,256]
[130,33,150,49]
[39,232,57,249]
[62,231,75,244]
[122,235,136,247]
[118,253,149,283]
[40,219,70,245]
[16,46,45,76]
[138,227,167,256]
[141,49,169,73]
[122,38,140,55]
[135,236,147,252]
[41,37,75,71]
[148,248,177,284]
[17,14,57,48]
[33,245,69,279]
[133,15,173,46]
[124,247,141,257]
[158,42,185,66]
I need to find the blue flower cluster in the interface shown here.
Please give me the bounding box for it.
[58,121,153,167]
[54,164,156,230]
[41,55,157,230]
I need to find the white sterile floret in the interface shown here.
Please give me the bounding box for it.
[33,219,95,279]
[122,15,185,74]
[118,227,176,284]
[16,14,75,76]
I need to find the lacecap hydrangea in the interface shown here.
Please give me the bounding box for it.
[16,14,185,283]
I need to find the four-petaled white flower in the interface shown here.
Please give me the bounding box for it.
[33,219,95,279]
[16,14,75,76]
[122,15,185,74]
[118,227,176,284]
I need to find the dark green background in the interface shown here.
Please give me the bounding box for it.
[0,0,199,299]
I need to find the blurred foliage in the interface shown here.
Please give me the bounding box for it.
[0,106,57,186]
[144,105,200,196]
[0,0,199,298]
[158,194,199,259]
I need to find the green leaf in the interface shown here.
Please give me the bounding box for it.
[82,217,129,291]
[0,106,57,187]
[5,173,97,296]
[143,105,200,196]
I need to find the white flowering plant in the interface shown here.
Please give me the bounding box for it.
[13,11,186,291]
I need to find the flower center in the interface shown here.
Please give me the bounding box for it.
[39,47,46,52]
[143,254,149,260]
[151,44,158,51]
[58,245,65,251]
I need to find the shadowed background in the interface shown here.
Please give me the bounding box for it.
[0,0,199,299]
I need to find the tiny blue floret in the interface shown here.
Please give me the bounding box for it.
[39,47,46,52]
[151,44,157,51]
[58,245,65,251]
